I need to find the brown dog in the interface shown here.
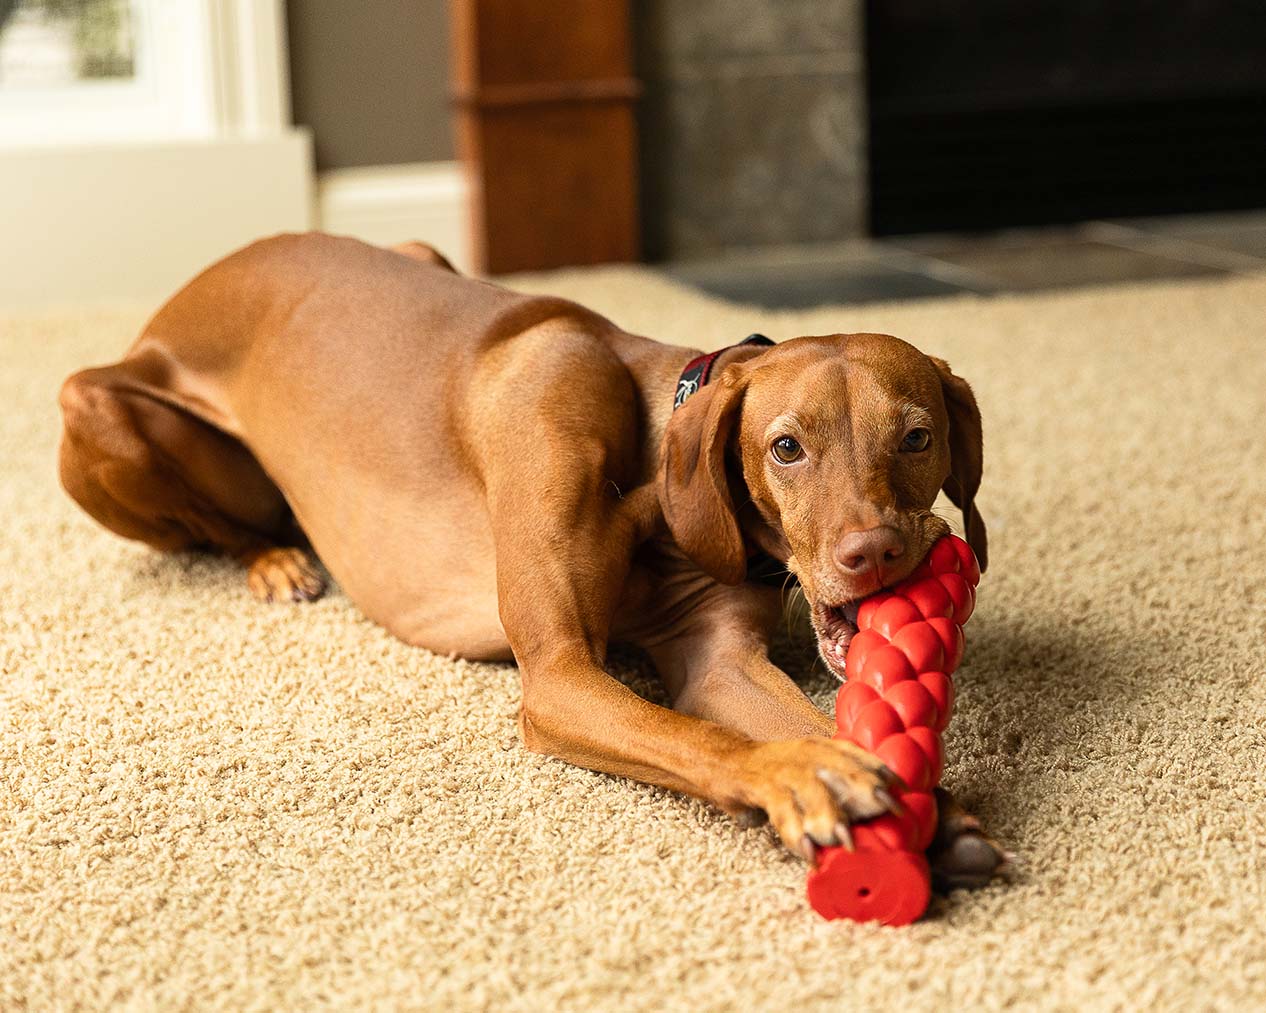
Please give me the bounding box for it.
[58,233,1003,887]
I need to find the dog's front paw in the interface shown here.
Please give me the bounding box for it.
[244,547,326,603]
[725,738,903,861]
[927,787,1013,891]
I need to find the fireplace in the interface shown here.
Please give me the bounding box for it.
[866,0,1266,235]
[635,0,1266,255]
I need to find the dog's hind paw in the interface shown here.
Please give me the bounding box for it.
[244,547,327,604]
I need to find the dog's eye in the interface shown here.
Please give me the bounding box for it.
[771,436,803,464]
[901,428,931,453]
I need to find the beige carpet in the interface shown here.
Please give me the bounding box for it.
[4,267,1266,1011]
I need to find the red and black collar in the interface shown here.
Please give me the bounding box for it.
[673,333,773,411]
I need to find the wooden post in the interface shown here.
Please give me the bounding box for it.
[450,0,640,274]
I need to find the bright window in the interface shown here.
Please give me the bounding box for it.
[0,0,222,146]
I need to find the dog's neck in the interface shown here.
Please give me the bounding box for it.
[671,334,773,412]
[593,326,797,586]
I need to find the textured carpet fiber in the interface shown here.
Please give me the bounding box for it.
[4,268,1266,1011]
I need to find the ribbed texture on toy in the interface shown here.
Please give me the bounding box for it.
[806,534,980,925]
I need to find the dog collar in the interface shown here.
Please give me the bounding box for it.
[669,332,789,587]
[673,333,773,411]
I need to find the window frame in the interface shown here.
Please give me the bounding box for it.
[0,0,288,147]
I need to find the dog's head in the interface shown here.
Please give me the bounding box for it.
[658,333,986,678]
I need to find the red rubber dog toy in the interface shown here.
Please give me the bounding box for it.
[806,533,980,925]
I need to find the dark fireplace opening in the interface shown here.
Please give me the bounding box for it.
[866,1,1266,236]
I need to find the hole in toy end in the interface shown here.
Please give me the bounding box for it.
[806,847,931,926]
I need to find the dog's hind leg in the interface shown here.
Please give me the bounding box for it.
[58,354,325,603]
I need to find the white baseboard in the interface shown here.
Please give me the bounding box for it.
[316,161,472,273]
[0,131,313,310]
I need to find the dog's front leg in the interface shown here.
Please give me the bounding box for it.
[638,581,1008,884]
[655,639,834,742]
[628,579,830,741]
[492,486,899,860]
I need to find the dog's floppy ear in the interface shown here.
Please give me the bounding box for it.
[930,357,988,572]
[658,368,748,585]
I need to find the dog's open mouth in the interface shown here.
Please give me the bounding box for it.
[811,601,861,680]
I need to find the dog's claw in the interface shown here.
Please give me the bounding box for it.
[875,786,905,816]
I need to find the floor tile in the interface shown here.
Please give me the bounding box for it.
[883,236,1226,291]
[666,257,967,309]
[1109,213,1266,262]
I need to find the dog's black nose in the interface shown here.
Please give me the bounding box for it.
[836,526,906,577]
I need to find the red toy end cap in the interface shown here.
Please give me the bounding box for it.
[806,847,931,925]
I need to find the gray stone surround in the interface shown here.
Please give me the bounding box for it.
[635,0,868,259]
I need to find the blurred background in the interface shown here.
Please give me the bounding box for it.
[2,0,1265,309]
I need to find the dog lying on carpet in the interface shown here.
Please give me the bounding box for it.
[57,233,1004,888]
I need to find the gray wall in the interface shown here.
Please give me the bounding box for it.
[287,0,453,170]
[636,0,868,258]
